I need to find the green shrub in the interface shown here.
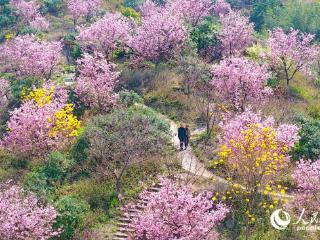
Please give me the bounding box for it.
[42,152,74,182]
[190,16,219,52]
[118,90,144,107]
[123,0,145,8]
[293,115,320,161]
[61,179,118,211]
[120,7,140,20]
[64,33,82,63]
[70,131,89,164]
[41,0,64,16]
[24,170,52,198]
[54,196,90,240]
[0,0,17,31]
[24,152,73,198]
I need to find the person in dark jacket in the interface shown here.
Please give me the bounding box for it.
[185,124,191,149]
[178,124,187,151]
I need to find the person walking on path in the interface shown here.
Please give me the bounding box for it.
[178,124,187,151]
[185,124,191,149]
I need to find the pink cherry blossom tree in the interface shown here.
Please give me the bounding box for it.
[2,84,80,158]
[75,53,119,113]
[266,28,319,85]
[168,0,213,27]
[131,178,229,240]
[67,0,101,26]
[220,108,300,150]
[211,57,271,111]
[10,0,49,30]
[213,0,231,16]
[292,159,320,211]
[1,35,62,80]
[77,13,131,59]
[218,10,254,57]
[130,1,187,64]
[0,182,60,240]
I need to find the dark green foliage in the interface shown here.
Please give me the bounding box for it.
[24,152,74,198]
[267,74,280,89]
[250,0,282,31]
[64,33,82,63]
[123,0,145,9]
[70,131,89,164]
[54,196,90,240]
[41,0,64,16]
[262,0,320,40]
[293,115,320,161]
[118,90,144,107]
[0,0,17,31]
[190,17,219,52]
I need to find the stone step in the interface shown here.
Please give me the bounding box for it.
[118,227,135,233]
[123,213,139,219]
[117,222,131,228]
[148,187,161,192]
[114,232,128,238]
[119,218,132,223]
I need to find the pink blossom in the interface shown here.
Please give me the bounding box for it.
[218,10,254,57]
[168,0,213,27]
[0,182,60,240]
[67,0,101,23]
[77,13,131,58]
[213,0,231,16]
[266,28,319,85]
[211,57,271,111]
[130,1,187,64]
[75,52,119,113]
[10,0,49,30]
[220,108,299,150]
[2,84,77,157]
[131,178,229,240]
[292,159,320,211]
[1,35,62,79]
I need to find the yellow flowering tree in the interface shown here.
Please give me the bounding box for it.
[3,84,81,157]
[212,109,299,235]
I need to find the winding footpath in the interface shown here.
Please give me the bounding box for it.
[111,106,294,239]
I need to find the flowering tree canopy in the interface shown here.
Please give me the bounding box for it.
[1,35,62,79]
[10,0,49,30]
[77,13,131,59]
[75,53,119,113]
[130,1,187,64]
[215,109,299,223]
[213,0,231,17]
[211,57,271,111]
[292,159,320,211]
[169,0,213,27]
[267,28,318,85]
[0,182,60,240]
[2,84,81,157]
[218,10,254,57]
[67,0,101,24]
[132,178,229,240]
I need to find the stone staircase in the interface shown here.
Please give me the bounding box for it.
[112,183,163,240]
